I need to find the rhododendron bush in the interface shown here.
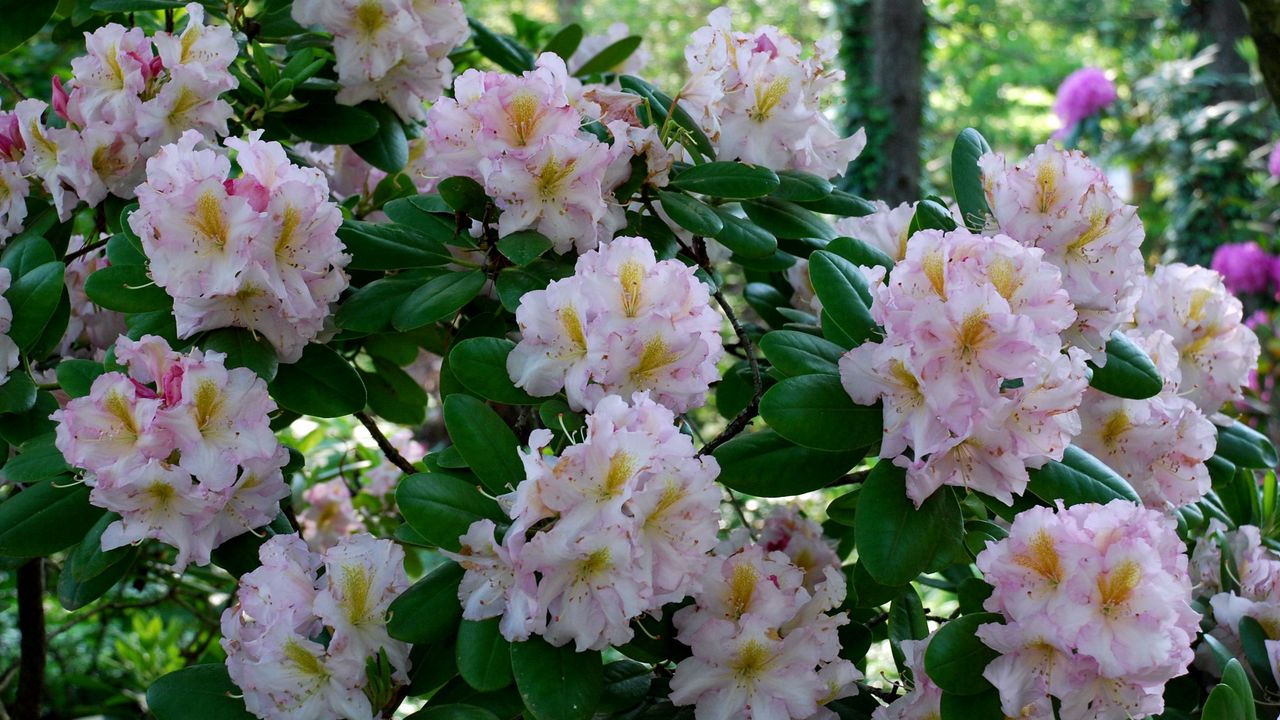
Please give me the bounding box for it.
[1,4,1278,720]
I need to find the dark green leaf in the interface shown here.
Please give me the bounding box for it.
[597,660,651,713]
[497,231,554,267]
[709,209,777,260]
[714,429,862,497]
[83,264,170,314]
[468,18,536,72]
[0,1,55,55]
[541,24,584,59]
[282,103,379,145]
[1240,616,1277,693]
[0,371,36,415]
[59,541,136,611]
[439,176,489,218]
[362,357,429,425]
[741,198,836,241]
[393,271,486,331]
[147,664,253,720]
[923,612,1002,695]
[457,618,513,692]
[758,330,843,376]
[268,343,367,418]
[443,394,525,494]
[796,190,877,218]
[539,398,586,445]
[450,338,539,405]
[1217,420,1279,469]
[940,687,1004,720]
[744,282,791,329]
[389,561,465,644]
[4,434,67,484]
[855,463,963,586]
[336,277,423,333]
[759,374,881,452]
[10,261,68,348]
[825,236,894,273]
[200,328,278,382]
[656,191,723,237]
[951,128,994,232]
[0,479,104,557]
[397,472,507,552]
[574,35,643,75]
[383,197,460,244]
[1087,331,1162,400]
[772,171,833,202]
[1201,682,1245,720]
[1027,445,1141,506]
[496,260,573,312]
[669,162,780,200]
[807,251,877,346]
[617,75,715,161]
[908,199,958,233]
[0,235,56,277]
[510,637,602,720]
[1220,658,1256,720]
[406,706,500,720]
[353,103,409,172]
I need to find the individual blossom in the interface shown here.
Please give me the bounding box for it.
[1052,67,1117,139]
[680,8,866,179]
[52,335,288,570]
[839,227,1087,506]
[669,543,861,719]
[292,0,466,123]
[0,268,18,386]
[221,533,410,720]
[980,143,1145,362]
[975,501,1198,720]
[444,393,722,651]
[0,151,28,240]
[1133,262,1261,415]
[871,633,942,720]
[300,479,366,553]
[1190,521,1280,600]
[1073,330,1216,509]
[59,234,127,357]
[1210,241,1273,296]
[507,236,723,414]
[130,130,350,362]
[760,506,840,591]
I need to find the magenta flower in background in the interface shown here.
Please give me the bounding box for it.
[1210,241,1273,295]
[1268,143,1280,178]
[1052,67,1117,139]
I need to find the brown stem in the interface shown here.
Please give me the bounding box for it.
[64,237,108,265]
[698,285,763,456]
[15,559,45,720]
[0,73,27,102]
[356,411,418,476]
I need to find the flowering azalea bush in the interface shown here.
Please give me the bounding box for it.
[0,4,1277,720]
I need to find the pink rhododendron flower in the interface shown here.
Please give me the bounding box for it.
[1052,67,1117,139]
[839,227,1087,505]
[508,235,723,413]
[980,143,1145,362]
[760,506,840,591]
[58,234,127,357]
[681,9,866,179]
[975,501,1197,720]
[1269,143,1280,178]
[362,428,425,499]
[130,130,349,362]
[0,268,18,385]
[1210,241,1273,296]
[0,155,29,240]
[300,479,365,552]
[871,633,943,720]
[1134,262,1261,415]
[52,335,287,570]
[832,200,919,263]
[221,533,410,720]
[292,0,466,123]
[669,543,861,719]
[444,393,721,651]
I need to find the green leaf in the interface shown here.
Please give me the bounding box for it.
[353,103,409,172]
[669,162,780,200]
[383,196,460,243]
[923,612,1002,695]
[9,261,67,348]
[339,220,453,271]
[759,330,844,376]
[940,687,1004,720]
[759,374,881,452]
[0,479,105,557]
[1201,682,1245,720]
[712,209,777,259]
[0,1,55,55]
[1,235,56,277]
[1087,331,1162,400]
[336,277,422,333]
[457,618,513,692]
[541,24,584,59]
[362,357,429,425]
[83,264,170,314]
[1239,616,1277,693]
[741,198,836,241]
[268,343,367,418]
[1220,658,1256,720]
[4,434,68,484]
[397,473,508,551]
[539,398,585,444]
[744,282,791,329]
[825,236,894,273]
[573,35,643,75]
[656,191,723,237]
[406,706,500,720]
[497,231,554,267]
[796,190,877,218]
[855,463,963,586]
[598,660,651,713]
[388,561,465,644]
[55,359,104,399]
[438,176,489,218]
[616,75,715,161]
[1027,445,1142,506]
[393,271,487,331]
[807,251,877,347]
[0,371,36,415]
[59,541,136,611]
[443,394,525,494]
[772,171,833,202]
[282,102,379,145]
[951,128,993,231]
[468,18,536,72]
[908,199,958,233]
[510,637,602,720]
[1217,420,1279,469]
[200,328,278,382]
[496,260,573,312]
[714,429,862,497]
[450,338,539,405]
[147,664,254,720]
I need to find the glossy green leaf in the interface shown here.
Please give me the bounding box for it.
[336,277,423,333]
[0,479,104,557]
[268,343,367,418]
[457,618,513,692]
[808,250,877,346]
[712,209,777,259]
[0,1,55,55]
[352,103,409,172]
[338,220,453,271]
[393,271,486,331]
[1087,331,1162,400]
[282,103,379,145]
[4,434,68,484]
[397,473,507,552]
[714,429,862,497]
[923,612,1002,695]
[83,264,168,314]
[597,660,651,713]
[541,24,584,59]
[759,329,844,376]
[940,687,1004,720]
[511,637,602,720]
[10,261,68,348]
[468,18,536,72]
[617,75,715,160]
[1239,616,1277,693]
[449,337,539,405]
[1201,682,1245,720]
[759,374,882,451]
[443,394,525,494]
[55,359,104,399]
[147,664,253,720]
[908,199,958,233]
[388,561,465,644]
[0,370,36,415]
[1216,420,1279,469]
[362,357,429,425]
[951,128,994,231]
[406,706,500,720]
[656,190,723,237]
[825,236,894,273]
[772,171,833,202]
[497,231,554,267]
[669,161,780,199]
[796,190,877,217]
[200,328,278,382]
[574,35,643,75]
[741,198,836,241]
[855,463,963,586]
[1027,445,1141,506]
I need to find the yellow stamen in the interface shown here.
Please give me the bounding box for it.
[630,336,679,382]
[1098,560,1141,609]
[193,378,221,429]
[988,256,1022,300]
[1013,529,1062,584]
[1035,159,1059,214]
[283,639,328,678]
[191,190,228,246]
[340,563,372,623]
[354,0,388,36]
[751,77,791,122]
[509,92,540,146]
[922,250,946,298]
[618,260,645,317]
[728,639,771,683]
[558,307,587,352]
[1101,410,1129,450]
[727,563,758,618]
[578,547,612,578]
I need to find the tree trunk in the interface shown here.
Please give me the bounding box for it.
[868,0,925,204]
[1240,0,1280,107]
[556,0,581,25]
[14,559,44,720]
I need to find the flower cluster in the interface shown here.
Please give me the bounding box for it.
[129,130,349,362]
[669,542,860,719]
[760,506,841,591]
[1188,521,1280,683]
[418,53,630,253]
[871,633,942,720]
[221,533,410,720]
[1210,241,1275,297]
[291,0,467,123]
[1073,330,1216,508]
[976,501,1197,720]
[507,236,723,414]
[300,479,365,553]
[1270,143,1280,179]
[52,335,288,570]
[0,268,18,386]
[1052,67,1117,139]
[445,393,721,651]
[1134,262,1261,415]
[0,4,237,232]
[980,143,1145,362]
[59,234,126,357]
[839,227,1089,506]
[680,9,865,179]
